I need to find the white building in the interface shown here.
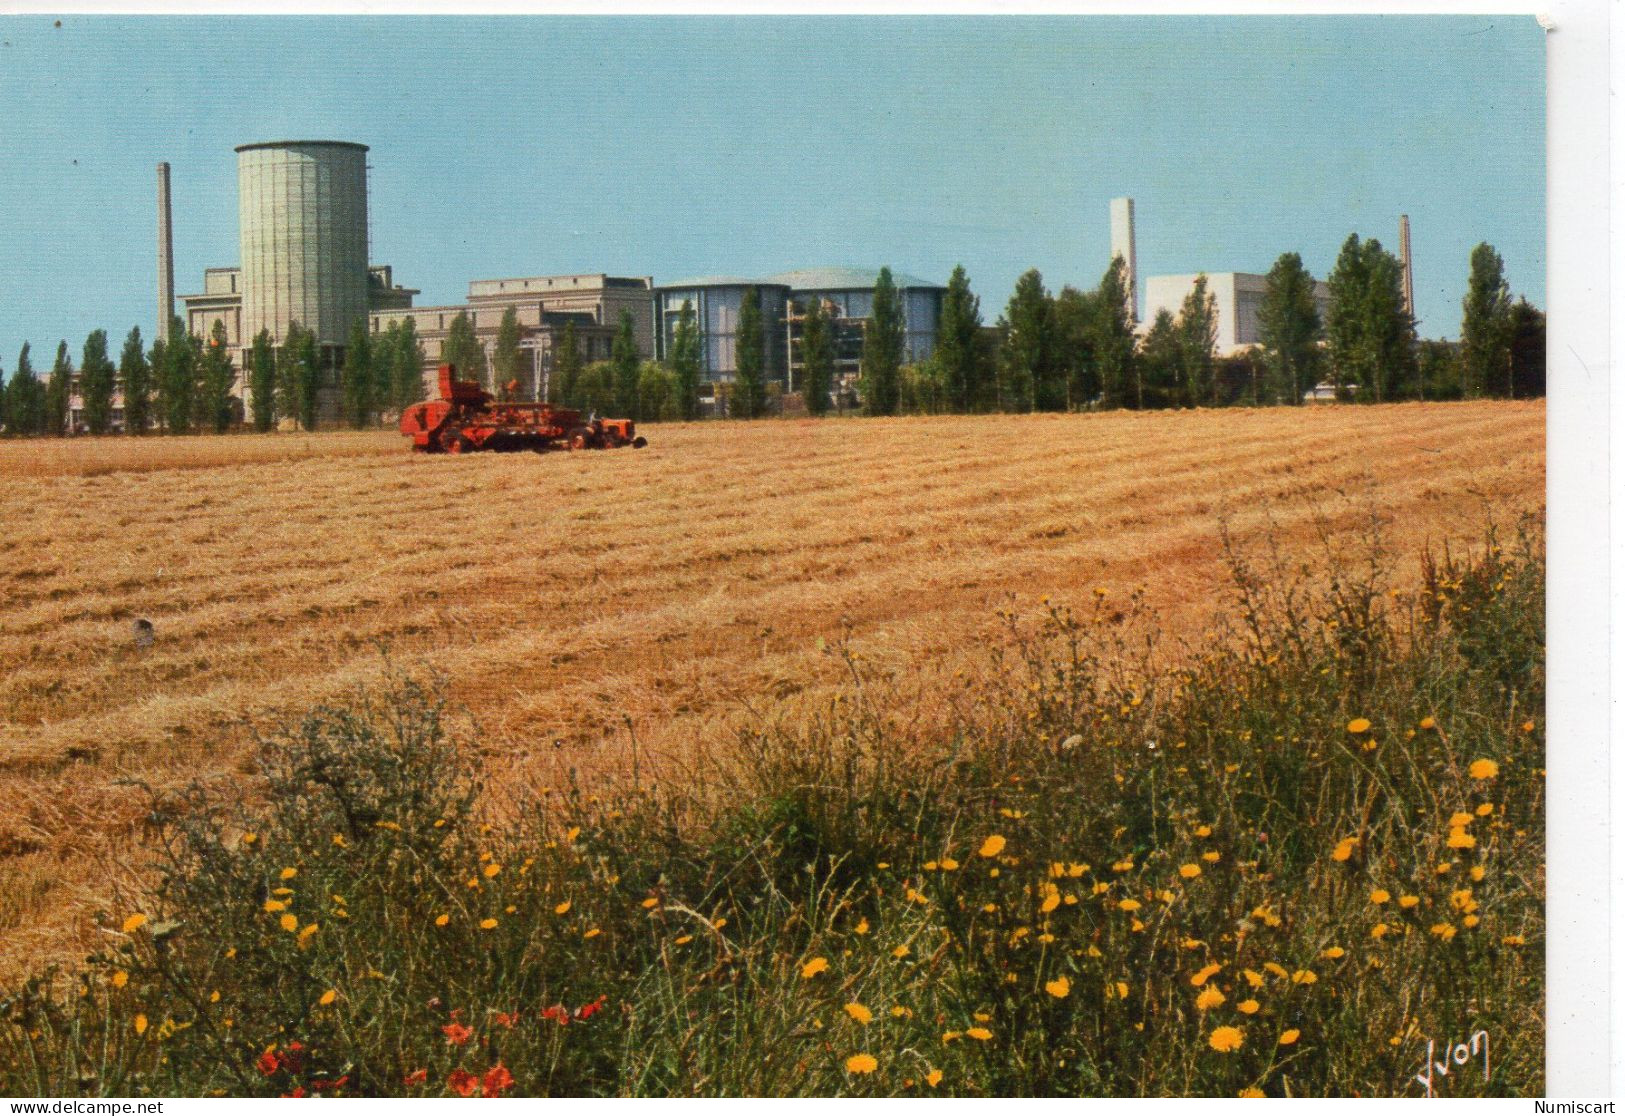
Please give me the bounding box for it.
[1142,272,1332,356]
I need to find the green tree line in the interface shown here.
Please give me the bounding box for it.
[0,239,1541,437]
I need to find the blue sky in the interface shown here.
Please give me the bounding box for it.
[0,14,1543,364]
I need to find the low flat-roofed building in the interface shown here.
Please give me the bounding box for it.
[371,273,654,400]
[1142,271,1332,355]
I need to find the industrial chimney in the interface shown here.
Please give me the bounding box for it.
[1110,197,1138,324]
[157,162,175,343]
[1398,213,1415,324]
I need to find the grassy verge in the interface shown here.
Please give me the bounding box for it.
[0,515,1544,1097]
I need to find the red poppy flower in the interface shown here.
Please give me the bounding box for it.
[442,1022,474,1046]
[283,1087,306,1099]
[404,1068,429,1086]
[481,1064,516,1097]
[575,995,608,1021]
[447,1070,479,1098]
[256,1050,280,1076]
[541,1004,569,1026]
[492,1011,518,1028]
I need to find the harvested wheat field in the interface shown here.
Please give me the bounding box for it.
[0,401,1543,975]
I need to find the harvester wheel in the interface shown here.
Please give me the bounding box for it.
[441,432,472,454]
[633,436,648,449]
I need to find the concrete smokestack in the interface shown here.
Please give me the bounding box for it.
[1110,197,1138,324]
[157,162,175,343]
[1398,213,1415,324]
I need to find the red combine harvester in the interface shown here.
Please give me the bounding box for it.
[401,365,647,454]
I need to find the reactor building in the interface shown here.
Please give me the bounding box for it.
[163,140,945,422]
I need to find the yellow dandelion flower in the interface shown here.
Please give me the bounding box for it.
[926,1069,943,1088]
[1476,803,1494,817]
[801,957,830,978]
[1238,999,1260,1015]
[133,1014,149,1036]
[241,833,258,845]
[1114,980,1130,1000]
[967,1027,993,1041]
[554,901,572,915]
[1201,851,1221,863]
[1470,865,1486,882]
[279,913,299,932]
[1196,985,1226,1010]
[1290,969,1317,985]
[1503,934,1526,946]
[1279,1029,1301,1046]
[263,899,287,913]
[845,1053,878,1074]
[1263,962,1289,979]
[279,867,298,881]
[940,857,960,871]
[890,1005,912,1018]
[480,917,499,930]
[1464,914,1480,928]
[1242,969,1264,988]
[1191,963,1222,987]
[297,923,319,945]
[318,989,337,1006]
[1239,1087,1266,1097]
[1117,899,1142,912]
[1369,889,1390,905]
[111,970,129,989]
[1447,829,1476,849]
[845,1002,874,1024]
[1045,976,1071,998]
[1372,923,1390,940]
[1521,720,1535,732]
[1179,863,1202,879]
[1209,1026,1244,1053]
[566,826,581,842]
[642,897,660,910]
[1111,858,1135,872]
[1321,946,1345,959]
[1331,838,1358,862]
[979,835,1007,858]
[893,945,910,959]
[434,914,449,927]
[1430,923,1457,941]
[675,934,693,945]
[1419,716,1436,730]
[1346,718,1371,734]
[1195,825,1213,838]
[121,914,148,934]
[483,863,501,878]
[209,990,220,1003]
[1468,758,1499,779]
[1399,895,1420,909]
[1448,811,1475,828]
[584,927,602,939]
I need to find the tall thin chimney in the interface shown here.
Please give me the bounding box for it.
[157,162,175,343]
[1110,197,1138,324]
[1398,213,1415,324]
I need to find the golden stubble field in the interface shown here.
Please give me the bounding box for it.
[0,402,1543,976]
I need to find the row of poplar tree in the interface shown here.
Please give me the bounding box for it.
[0,234,1540,436]
[869,234,1541,417]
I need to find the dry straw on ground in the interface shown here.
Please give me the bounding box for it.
[0,401,1543,974]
